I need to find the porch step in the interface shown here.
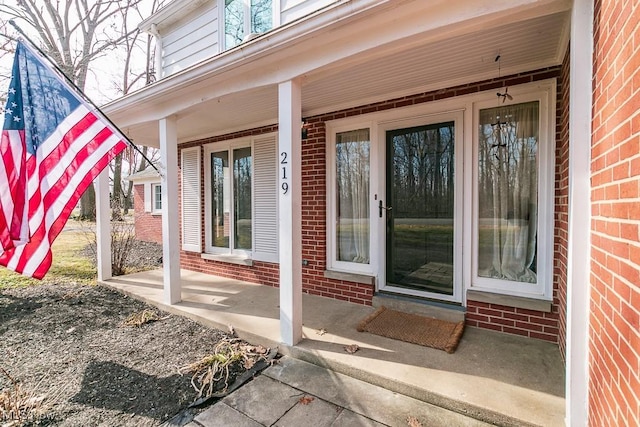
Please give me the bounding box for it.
[282,344,540,427]
[372,293,465,323]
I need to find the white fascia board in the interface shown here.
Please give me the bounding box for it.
[126,175,161,184]
[105,0,571,127]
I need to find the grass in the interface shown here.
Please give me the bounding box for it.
[0,221,96,290]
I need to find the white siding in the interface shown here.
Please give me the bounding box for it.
[253,135,278,262]
[162,2,219,77]
[280,0,336,25]
[181,147,202,252]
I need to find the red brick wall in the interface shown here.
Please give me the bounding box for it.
[465,302,560,342]
[133,184,163,244]
[589,0,640,425]
[555,47,571,355]
[177,66,566,330]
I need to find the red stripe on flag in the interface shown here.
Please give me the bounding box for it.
[4,137,127,278]
[27,121,113,216]
[12,127,124,275]
[28,142,127,278]
[0,130,27,250]
[37,113,98,175]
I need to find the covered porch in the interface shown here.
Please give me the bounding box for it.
[102,269,565,426]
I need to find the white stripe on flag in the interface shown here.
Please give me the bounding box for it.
[20,133,122,276]
[35,106,91,161]
[0,132,20,231]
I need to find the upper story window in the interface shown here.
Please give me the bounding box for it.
[224,0,273,49]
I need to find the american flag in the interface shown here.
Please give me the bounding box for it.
[0,40,127,279]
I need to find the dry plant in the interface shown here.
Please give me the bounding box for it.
[0,367,48,425]
[122,309,164,327]
[180,338,269,398]
[81,219,137,276]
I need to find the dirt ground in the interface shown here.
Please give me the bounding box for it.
[0,243,269,427]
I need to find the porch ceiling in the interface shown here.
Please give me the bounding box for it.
[113,7,570,147]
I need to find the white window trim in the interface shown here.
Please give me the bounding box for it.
[326,120,377,275]
[203,137,253,258]
[151,183,162,214]
[470,82,556,300]
[218,0,279,50]
[324,79,557,303]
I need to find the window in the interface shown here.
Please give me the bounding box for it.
[328,127,373,274]
[205,143,252,255]
[152,183,162,212]
[224,0,273,49]
[473,88,555,300]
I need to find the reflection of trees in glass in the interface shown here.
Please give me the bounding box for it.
[225,0,244,48]
[336,129,370,263]
[225,0,273,49]
[477,101,539,282]
[233,147,252,250]
[251,0,273,33]
[211,152,229,248]
[390,122,455,219]
[477,102,538,221]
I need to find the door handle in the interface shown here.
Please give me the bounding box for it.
[379,200,392,218]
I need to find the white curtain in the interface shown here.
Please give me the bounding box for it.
[478,102,538,283]
[336,129,370,264]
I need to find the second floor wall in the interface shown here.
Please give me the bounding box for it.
[146,0,337,78]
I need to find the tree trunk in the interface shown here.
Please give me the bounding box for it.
[112,152,123,221]
[79,185,96,221]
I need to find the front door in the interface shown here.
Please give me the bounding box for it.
[379,117,462,303]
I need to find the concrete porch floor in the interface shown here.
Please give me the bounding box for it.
[103,269,565,427]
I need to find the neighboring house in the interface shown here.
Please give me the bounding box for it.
[101,0,639,425]
[126,167,163,244]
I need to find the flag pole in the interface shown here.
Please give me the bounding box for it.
[8,20,161,177]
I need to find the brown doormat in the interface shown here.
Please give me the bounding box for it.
[357,306,465,353]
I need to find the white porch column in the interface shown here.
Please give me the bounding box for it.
[566,0,594,426]
[159,116,181,304]
[278,79,303,346]
[95,168,111,281]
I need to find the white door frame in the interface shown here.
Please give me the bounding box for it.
[376,111,465,304]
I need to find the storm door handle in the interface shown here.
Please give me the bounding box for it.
[379,200,392,218]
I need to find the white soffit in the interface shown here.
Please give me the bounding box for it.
[302,11,569,115]
[118,8,570,146]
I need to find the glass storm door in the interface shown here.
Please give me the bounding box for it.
[384,122,456,297]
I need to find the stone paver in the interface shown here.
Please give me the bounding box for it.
[331,409,386,427]
[194,357,494,427]
[193,402,262,427]
[220,375,299,426]
[274,395,341,427]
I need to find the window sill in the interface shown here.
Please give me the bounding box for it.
[201,253,253,266]
[324,270,375,286]
[151,211,162,216]
[466,289,552,313]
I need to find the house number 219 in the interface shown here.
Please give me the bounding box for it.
[280,152,289,194]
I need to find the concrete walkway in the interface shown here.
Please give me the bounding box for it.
[103,269,565,426]
[188,357,492,427]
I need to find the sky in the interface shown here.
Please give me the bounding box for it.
[1,0,161,111]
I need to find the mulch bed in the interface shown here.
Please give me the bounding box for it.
[0,283,260,426]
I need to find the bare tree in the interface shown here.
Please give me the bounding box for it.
[108,0,160,221]
[0,0,146,220]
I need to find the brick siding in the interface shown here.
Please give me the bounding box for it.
[589,0,640,425]
[133,184,163,244]
[178,66,567,336]
[555,47,571,353]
